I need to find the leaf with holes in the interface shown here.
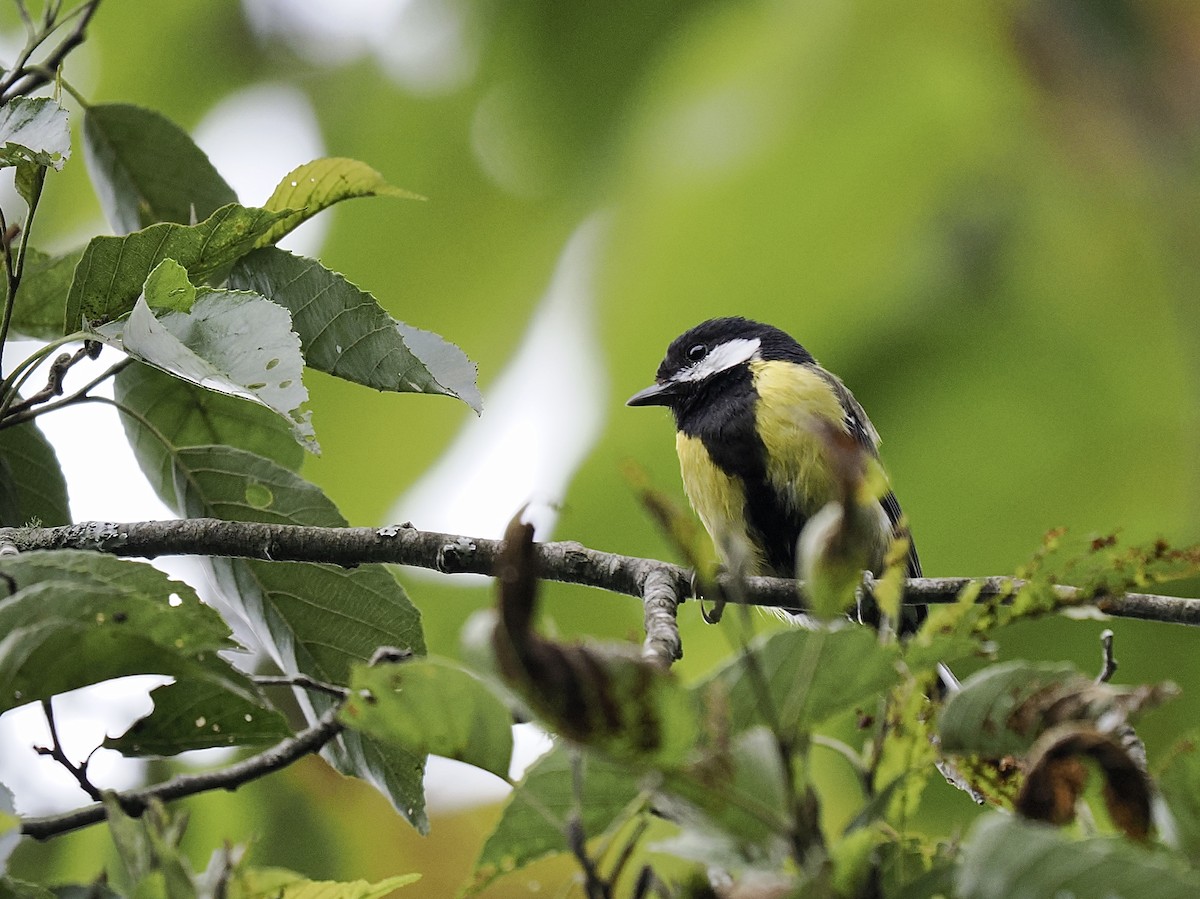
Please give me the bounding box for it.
[113,361,303,506]
[95,265,315,451]
[0,552,268,717]
[342,659,513,778]
[0,98,69,170]
[229,248,481,412]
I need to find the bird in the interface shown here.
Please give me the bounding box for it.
[627,316,922,632]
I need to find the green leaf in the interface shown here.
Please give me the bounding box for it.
[104,796,196,898]
[96,287,316,451]
[14,162,45,209]
[145,442,427,829]
[229,868,419,899]
[229,248,482,412]
[938,661,1174,758]
[696,627,903,735]
[0,551,266,716]
[113,361,303,495]
[143,259,196,312]
[466,743,642,896]
[64,203,289,330]
[656,727,793,862]
[955,813,1200,899]
[0,419,69,526]
[7,246,82,339]
[0,98,70,170]
[83,103,237,234]
[256,157,422,248]
[1160,730,1200,865]
[105,678,291,756]
[342,659,513,778]
[116,357,429,827]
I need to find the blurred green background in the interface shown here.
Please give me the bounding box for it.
[10,0,1200,892]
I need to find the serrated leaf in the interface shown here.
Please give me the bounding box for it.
[466,743,642,896]
[114,362,303,498]
[122,436,428,830]
[342,660,512,778]
[229,248,481,412]
[256,157,422,248]
[8,246,81,339]
[0,552,265,716]
[493,516,701,766]
[96,288,315,451]
[84,103,237,235]
[64,203,289,330]
[955,813,1200,899]
[0,98,69,170]
[116,358,429,827]
[106,678,291,756]
[696,627,903,736]
[0,419,69,526]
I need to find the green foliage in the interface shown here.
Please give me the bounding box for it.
[256,157,422,248]
[3,1,1200,896]
[0,98,70,171]
[83,103,236,234]
[0,419,68,526]
[228,248,482,412]
[343,659,513,779]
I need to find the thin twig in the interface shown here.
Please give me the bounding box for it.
[251,673,349,699]
[568,750,610,899]
[33,698,102,802]
[21,700,345,841]
[0,355,126,427]
[0,0,101,102]
[2,520,1200,626]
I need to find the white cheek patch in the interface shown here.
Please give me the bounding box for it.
[677,337,761,383]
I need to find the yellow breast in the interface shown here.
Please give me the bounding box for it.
[675,432,764,573]
[750,359,844,516]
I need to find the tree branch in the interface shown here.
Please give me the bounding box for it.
[0,0,102,102]
[640,568,682,667]
[20,699,345,841]
[2,519,1199,626]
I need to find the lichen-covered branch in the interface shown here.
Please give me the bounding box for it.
[2,519,1200,626]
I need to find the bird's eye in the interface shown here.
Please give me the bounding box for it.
[687,344,707,362]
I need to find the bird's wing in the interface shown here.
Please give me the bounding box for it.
[812,367,882,455]
[812,366,922,578]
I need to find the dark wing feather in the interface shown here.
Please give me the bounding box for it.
[813,367,922,578]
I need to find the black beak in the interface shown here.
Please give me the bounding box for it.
[626,381,676,407]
